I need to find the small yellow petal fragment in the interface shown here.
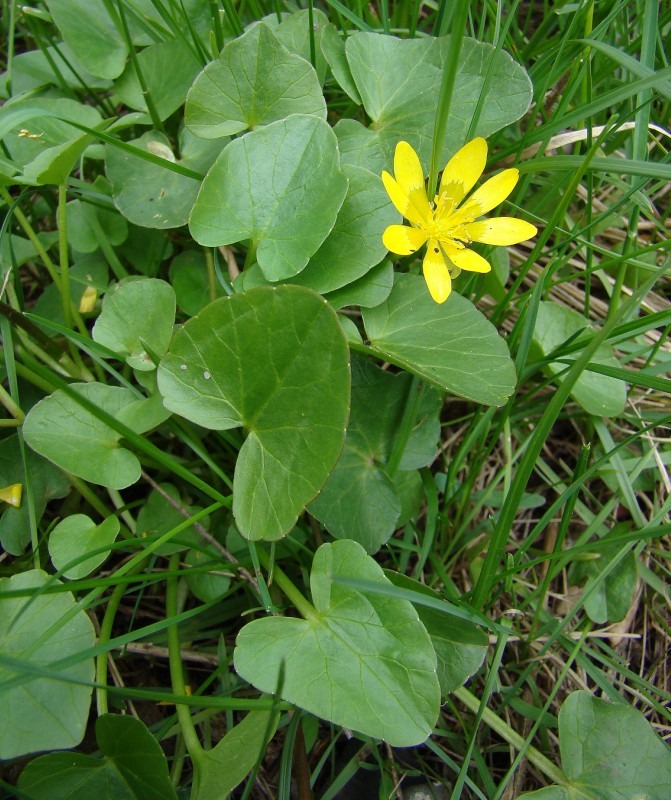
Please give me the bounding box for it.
[439,137,487,204]
[0,483,22,508]
[79,285,98,313]
[423,241,452,303]
[448,247,492,274]
[382,225,428,255]
[461,168,520,218]
[466,218,538,246]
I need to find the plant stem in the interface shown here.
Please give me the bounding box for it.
[0,188,61,289]
[386,374,421,477]
[453,686,567,787]
[204,247,217,303]
[57,183,72,330]
[0,383,24,421]
[255,545,319,622]
[428,1,471,195]
[115,0,165,133]
[166,553,206,763]
[95,559,145,715]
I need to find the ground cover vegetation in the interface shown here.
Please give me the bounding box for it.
[0,0,670,797]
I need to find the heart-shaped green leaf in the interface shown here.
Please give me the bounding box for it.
[92,278,176,371]
[17,713,178,799]
[49,514,120,579]
[325,260,394,310]
[532,301,627,417]
[569,539,638,625]
[1,97,102,185]
[309,357,440,553]
[321,24,362,103]
[343,33,533,166]
[385,573,487,697]
[157,285,350,540]
[44,0,127,79]
[185,22,325,138]
[115,38,202,122]
[194,710,279,800]
[0,433,70,556]
[169,250,227,317]
[234,540,440,746]
[23,383,143,490]
[106,130,223,229]
[136,484,206,556]
[291,164,399,294]
[0,569,95,759]
[189,115,348,281]
[66,197,128,254]
[518,691,671,799]
[272,9,330,84]
[362,274,516,405]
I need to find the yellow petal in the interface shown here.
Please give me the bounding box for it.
[423,240,452,303]
[79,285,98,313]
[460,168,520,218]
[381,164,432,226]
[0,483,22,508]
[465,217,537,245]
[448,247,491,273]
[439,137,487,204]
[382,224,428,255]
[394,141,426,197]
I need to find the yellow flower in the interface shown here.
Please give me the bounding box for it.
[381,138,537,303]
[0,483,22,508]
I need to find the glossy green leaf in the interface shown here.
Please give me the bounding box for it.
[0,569,95,759]
[234,540,440,746]
[0,434,70,556]
[92,278,176,371]
[49,514,120,579]
[291,164,399,293]
[44,0,127,79]
[136,484,206,556]
[194,710,279,800]
[23,383,142,490]
[1,97,102,185]
[66,198,128,254]
[189,115,348,281]
[157,286,350,540]
[532,301,627,417]
[385,572,487,696]
[519,691,671,800]
[184,544,231,603]
[363,274,517,405]
[106,130,223,229]
[321,24,362,103]
[185,22,325,138]
[117,390,172,434]
[569,544,638,624]
[344,33,533,165]
[17,713,178,800]
[334,118,388,174]
[115,38,202,121]
[33,253,108,328]
[309,357,440,553]
[394,468,424,526]
[325,259,394,310]
[273,9,330,82]
[7,44,113,95]
[169,250,226,317]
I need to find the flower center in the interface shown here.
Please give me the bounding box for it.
[423,191,473,247]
